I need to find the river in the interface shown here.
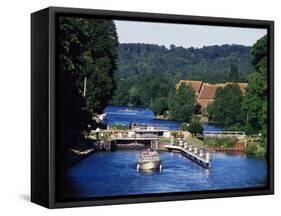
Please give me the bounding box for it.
[64,150,267,199]
[103,105,222,131]
[60,105,267,200]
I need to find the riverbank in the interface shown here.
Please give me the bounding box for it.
[66,149,94,168]
[65,138,104,167]
[155,114,169,120]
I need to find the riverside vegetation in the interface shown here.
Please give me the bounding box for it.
[58,17,268,159]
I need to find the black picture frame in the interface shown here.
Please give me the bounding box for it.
[31,6,274,208]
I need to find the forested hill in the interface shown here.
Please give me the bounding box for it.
[116,43,253,83]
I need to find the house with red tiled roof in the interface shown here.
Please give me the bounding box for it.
[176,80,203,96]
[197,83,226,109]
[176,80,248,111]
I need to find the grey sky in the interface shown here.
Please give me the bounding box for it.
[114,20,267,48]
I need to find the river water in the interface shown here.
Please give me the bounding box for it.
[104,105,180,130]
[104,105,223,131]
[62,105,267,199]
[66,150,267,198]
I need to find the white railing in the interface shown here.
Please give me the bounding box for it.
[111,133,159,139]
[165,144,211,164]
[203,131,245,137]
[131,123,170,131]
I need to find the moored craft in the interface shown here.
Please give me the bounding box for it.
[137,149,162,171]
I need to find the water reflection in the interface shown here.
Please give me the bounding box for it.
[62,150,267,199]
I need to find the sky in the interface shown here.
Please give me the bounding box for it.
[114,20,267,48]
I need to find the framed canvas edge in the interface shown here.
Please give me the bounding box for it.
[45,6,274,209]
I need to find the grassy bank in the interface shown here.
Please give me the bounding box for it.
[203,137,237,148]
[159,136,204,147]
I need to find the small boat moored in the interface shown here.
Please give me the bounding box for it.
[137,149,162,171]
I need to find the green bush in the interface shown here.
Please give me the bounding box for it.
[227,123,244,131]
[188,122,203,136]
[256,146,266,158]
[245,144,258,155]
[246,144,266,158]
[204,137,237,147]
[180,122,189,131]
[151,97,168,115]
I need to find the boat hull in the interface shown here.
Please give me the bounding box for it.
[138,160,162,170]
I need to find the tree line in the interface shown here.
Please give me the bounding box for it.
[116,43,253,83]
[208,35,267,135]
[57,17,119,157]
[111,43,254,117]
[207,35,268,157]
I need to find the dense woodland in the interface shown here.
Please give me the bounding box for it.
[116,43,253,83]
[111,43,253,110]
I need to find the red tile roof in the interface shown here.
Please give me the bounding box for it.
[198,83,226,99]
[176,80,203,94]
[176,80,248,109]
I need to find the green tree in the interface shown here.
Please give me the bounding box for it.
[243,35,267,147]
[207,103,214,121]
[117,43,253,84]
[210,84,243,128]
[168,85,195,122]
[58,17,118,153]
[76,19,119,114]
[229,63,240,82]
[251,35,267,68]
[242,72,266,134]
[188,122,203,136]
[180,122,189,131]
[151,97,168,115]
[111,72,172,108]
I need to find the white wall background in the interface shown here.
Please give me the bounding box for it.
[0,0,279,214]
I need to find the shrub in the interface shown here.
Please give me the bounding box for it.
[246,144,266,158]
[204,137,237,147]
[180,122,189,131]
[188,122,203,136]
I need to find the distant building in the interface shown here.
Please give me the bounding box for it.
[176,80,248,110]
[197,83,226,109]
[176,80,203,96]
